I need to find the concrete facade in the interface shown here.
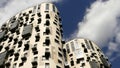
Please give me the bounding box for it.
[63,39,111,68]
[0,3,111,68]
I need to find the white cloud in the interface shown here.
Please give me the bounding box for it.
[75,0,120,61]
[0,0,61,26]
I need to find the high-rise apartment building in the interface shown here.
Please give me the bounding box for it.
[63,39,111,68]
[0,2,111,68]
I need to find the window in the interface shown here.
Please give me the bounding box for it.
[53,5,55,12]
[45,20,50,26]
[31,18,34,22]
[24,42,30,51]
[38,18,41,24]
[84,40,90,49]
[35,25,40,32]
[71,42,75,51]
[66,44,70,53]
[53,22,57,26]
[43,37,50,46]
[56,65,61,68]
[44,27,50,35]
[37,13,41,17]
[84,48,88,53]
[29,10,32,14]
[58,59,62,64]
[46,14,50,19]
[58,52,62,58]
[14,38,18,44]
[89,41,95,50]
[54,39,59,44]
[45,63,49,68]
[56,35,59,39]
[42,51,50,60]
[46,4,49,10]
[22,24,33,39]
[35,33,40,42]
[56,31,60,36]
[18,40,22,48]
[70,60,74,66]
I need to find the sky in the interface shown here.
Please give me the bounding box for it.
[0,0,120,68]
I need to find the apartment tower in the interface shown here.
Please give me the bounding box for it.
[0,2,111,68]
[0,3,64,68]
[63,39,111,68]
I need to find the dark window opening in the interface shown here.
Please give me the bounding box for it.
[42,52,50,60]
[37,18,41,24]
[14,52,19,61]
[84,48,88,53]
[31,18,34,22]
[35,26,40,32]
[21,56,27,62]
[63,49,67,62]
[19,17,23,20]
[24,43,29,51]
[46,14,50,19]
[23,13,26,16]
[56,65,61,68]
[53,5,55,12]
[37,13,41,17]
[65,65,70,68]
[69,54,73,57]
[43,38,50,46]
[5,46,9,51]
[58,48,62,52]
[14,57,19,61]
[56,35,59,39]
[19,22,23,27]
[86,57,90,61]
[19,62,24,67]
[18,41,22,48]
[31,61,38,67]
[53,22,57,26]
[44,28,50,35]
[32,47,37,52]
[89,41,95,50]
[70,60,74,66]
[58,59,62,64]
[33,51,38,55]
[66,44,70,53]
[58,52,62,58]
[76,58,84,64]
[45,20,50,26]
[5,62,10,67]
[81,43,85,48]
[8,49,14,56]
[0,46,3,51]
[8,36,13,43]
[56,31,60,36]
[35,34,40,42]
[59,17,62,21]
[14,38,18,45]
[25,16,29,21]
[29,10,32,14]
[54,39,59,44]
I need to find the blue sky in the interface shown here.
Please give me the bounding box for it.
[0,0,120,68]
[54,0,120,68]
